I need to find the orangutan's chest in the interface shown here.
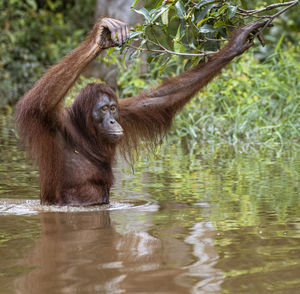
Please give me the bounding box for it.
[62,148,110,186]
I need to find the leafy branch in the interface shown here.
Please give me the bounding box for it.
[125,0,299,62]
[238,1,298,37]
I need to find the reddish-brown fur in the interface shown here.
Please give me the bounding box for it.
[15,18,265,206]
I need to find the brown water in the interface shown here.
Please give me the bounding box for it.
[0,114,299,294]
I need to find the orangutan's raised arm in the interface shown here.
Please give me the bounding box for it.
[16,18,129,123]
[119,22,266,145]
[15,18,129,160]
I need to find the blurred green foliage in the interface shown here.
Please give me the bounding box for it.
[0,0,96,107]
[116,36,300,149]
[0,0,299,148]
[170,41,300,149]
[117,0,300,148]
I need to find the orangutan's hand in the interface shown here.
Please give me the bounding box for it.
[94,17,129,49]
[228,21,268,57]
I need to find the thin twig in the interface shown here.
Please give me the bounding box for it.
[253,1,298,37]
[127,43,216,57]
[130,1,298,58]
[238,1,297,16]
[205,37,228,42]
[127,44,166,54]
[146,28,216,57]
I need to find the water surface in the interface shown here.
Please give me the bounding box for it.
[0,114,299,294]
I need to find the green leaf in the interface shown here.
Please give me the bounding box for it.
[105,47,114,59]
[199,24,215,33]
[133,8,151,23]
[192,56,202,66]
[174,25,185,53]
[228,6,237,19]
[161,7,170,25]
[240,0,248,10]
[46,0,58,11]
[147,25,172,50]
[140,39,147,48]
[189,126,197,138]
[275,33,286,52]
[195,4,218,23]
[158,56,171,75]
[196,0,218,10]
[129,31,143,39]
[218,4,229,15]
[131,0,140,8]
[151,5,171,23]
[213,20,226,28]
[26,0,37,10]
[5,31,16,44]
[155,0,165,9]
[197,18,208,27]
[175,0,185,19]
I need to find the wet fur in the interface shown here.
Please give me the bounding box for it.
[15,18,260,205]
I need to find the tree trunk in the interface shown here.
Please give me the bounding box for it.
[84,0,142,88]
[95,0,141,27]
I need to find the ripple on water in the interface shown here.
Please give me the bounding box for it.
[0,198,158,215]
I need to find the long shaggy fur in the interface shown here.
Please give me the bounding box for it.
[15,17,259,205]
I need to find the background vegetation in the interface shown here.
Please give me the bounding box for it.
[129,0,300,64]
[0,0,96,106]
[0,0,299,149]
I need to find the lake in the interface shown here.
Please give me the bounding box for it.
[0,114,299,294]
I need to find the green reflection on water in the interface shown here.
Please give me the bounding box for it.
[0,115,39,199]
[0,113,300,294]
[115,142,299,228]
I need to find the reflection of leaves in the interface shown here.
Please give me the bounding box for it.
[120,137,300,231]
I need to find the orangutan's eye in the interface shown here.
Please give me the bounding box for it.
[101,105,108,113]
[110,105,117,113]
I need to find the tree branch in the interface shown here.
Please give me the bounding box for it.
[251,1,299,37]
[129,1,298,58]
[238,1,298,16]
[127,43,217,57]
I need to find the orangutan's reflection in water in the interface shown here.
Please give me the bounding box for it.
[15,209,223,294]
